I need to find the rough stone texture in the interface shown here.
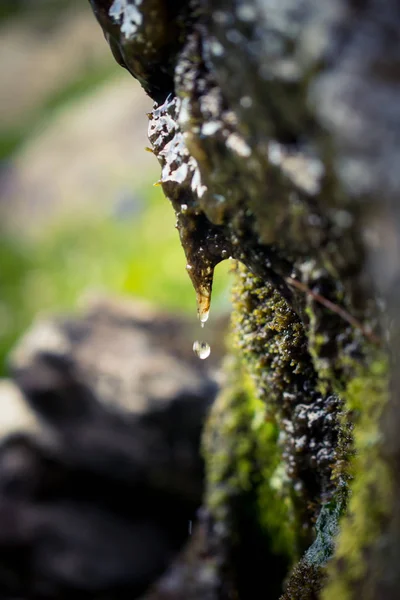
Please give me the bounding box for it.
[87,1,400,598]
[0,296,224,599]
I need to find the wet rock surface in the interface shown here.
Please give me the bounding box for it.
[0,297,224,599]
[86,1,400,598]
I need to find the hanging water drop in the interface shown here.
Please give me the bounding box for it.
[193,340,211,360]
[199,308,209,328]
[196,289,211,327]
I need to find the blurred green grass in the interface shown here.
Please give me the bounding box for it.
[0,1,231,375]
[0,183,231,374]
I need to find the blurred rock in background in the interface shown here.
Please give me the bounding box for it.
[0,295,226,598]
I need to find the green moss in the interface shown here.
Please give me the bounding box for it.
[231,263,312,410]
[305,303,332,393]
[203,352,297,558]
[227,262,387,598]
[232,259,389,600]
[322,356,390,600]
[281,561,324,600]
[230,263,343,541]
[203,263,360,595]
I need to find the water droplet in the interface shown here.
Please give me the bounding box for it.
[193,340,211,360]
[196,289,211,326]
[199,308,209,326]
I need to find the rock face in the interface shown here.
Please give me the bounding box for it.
[89,1,400,599]
[0,297,223,599]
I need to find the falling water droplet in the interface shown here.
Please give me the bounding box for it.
[193,340,211,360]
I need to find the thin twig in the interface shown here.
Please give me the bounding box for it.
[285,276,382,346]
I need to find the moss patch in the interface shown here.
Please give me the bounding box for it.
[322,357,391,600]
[204,353,297,557]
[203,351,295,596]
[230,263,343,538]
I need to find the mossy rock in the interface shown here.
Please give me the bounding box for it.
[89,1,399,598]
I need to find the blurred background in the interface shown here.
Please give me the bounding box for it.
[0,0,231,375]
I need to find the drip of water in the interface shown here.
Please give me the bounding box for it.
[196,291,211,327]
[193,340,211,360]
[199,308,209,328]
